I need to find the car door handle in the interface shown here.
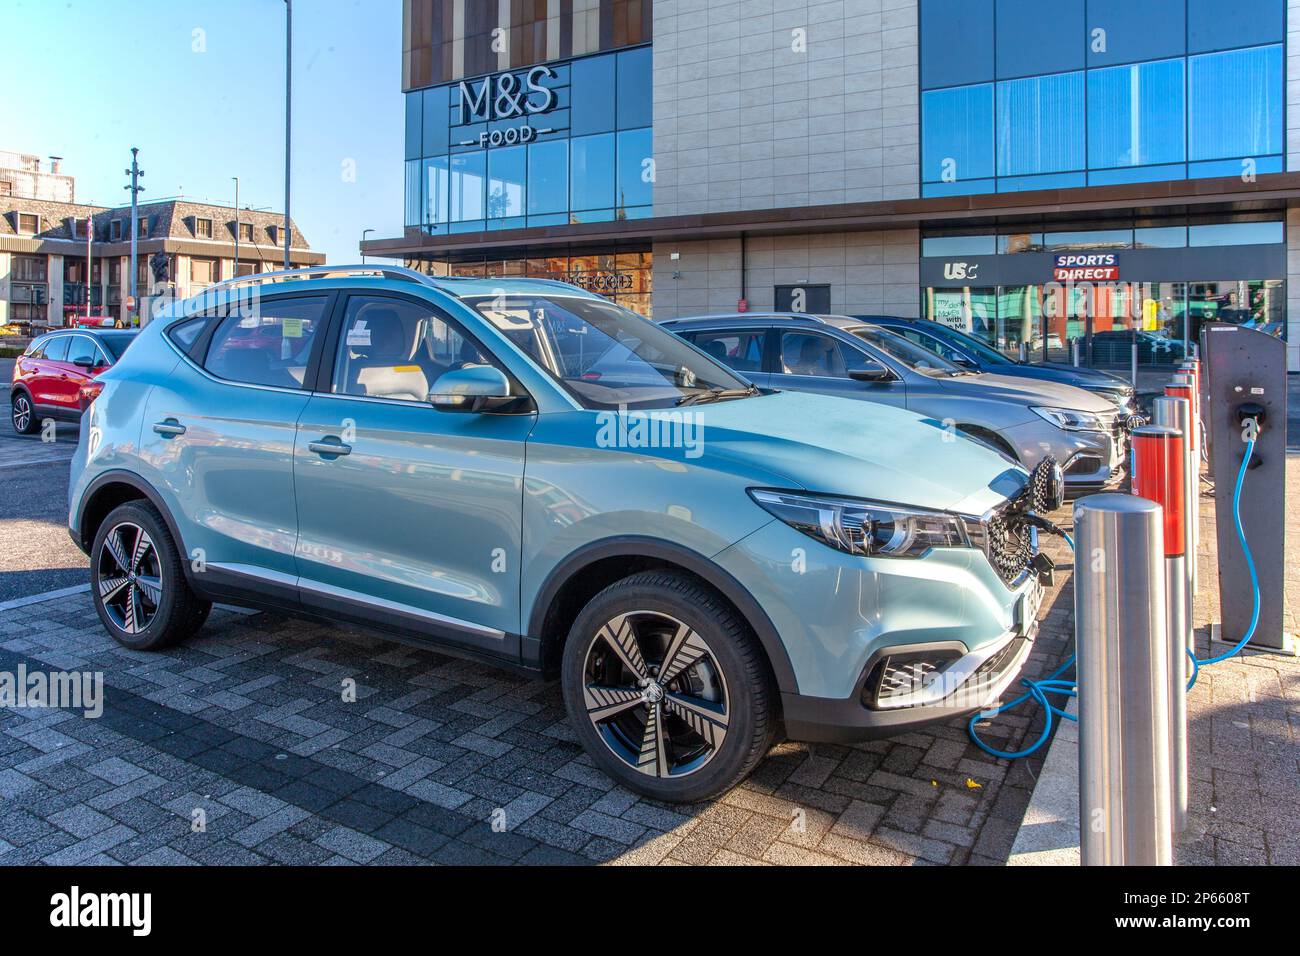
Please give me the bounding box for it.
[152,420,186,437]
[308,438,352,457]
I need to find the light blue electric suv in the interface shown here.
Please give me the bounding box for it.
[68,266,1054,802]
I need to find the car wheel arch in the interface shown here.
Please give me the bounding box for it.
[77,471,190,567]
[528,535,798,696]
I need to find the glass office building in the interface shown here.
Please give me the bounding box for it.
[368,1,1300,371]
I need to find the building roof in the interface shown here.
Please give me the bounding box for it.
[0,196,322,265]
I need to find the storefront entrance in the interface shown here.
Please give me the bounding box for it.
[920,215,1287,374]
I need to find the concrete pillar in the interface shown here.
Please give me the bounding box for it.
[0,251,10,326]
[48,254,64,327]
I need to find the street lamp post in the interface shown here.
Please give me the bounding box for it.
[85,213,93,322]
[283,0,292,270]
[124,148,144,322]
[232,176,240,278]
[361,228,374,264]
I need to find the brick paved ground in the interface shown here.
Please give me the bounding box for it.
[1174,449,1300,866]
[0,519,1080,866]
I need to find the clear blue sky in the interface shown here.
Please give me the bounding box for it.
[0,0,404,265]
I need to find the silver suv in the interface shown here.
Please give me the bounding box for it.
[661,313,1128,493]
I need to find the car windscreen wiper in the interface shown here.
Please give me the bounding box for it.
[675,385,761,406]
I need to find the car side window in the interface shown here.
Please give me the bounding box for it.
[26,336,50,359]
[690,330,764,373]
[167,316,207,351]
[779,331,854,377]
[67,335,97,366]
[41,335,70,363]
[203,295,327,389]
[898,328,963,363]
[332,295,489,404]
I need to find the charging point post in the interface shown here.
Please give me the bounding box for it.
[1131,425,1189,834]
[1198,322,1296,656]
[1075,494,1173,866]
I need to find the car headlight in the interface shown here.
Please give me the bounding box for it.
[1031,406,1106,432]
[748,490,968,558]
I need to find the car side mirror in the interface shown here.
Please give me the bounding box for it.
[73,356,96,369]
[849,362,891,383]
[429,365,516,412]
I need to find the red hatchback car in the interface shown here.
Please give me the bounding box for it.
[10,328,137,434]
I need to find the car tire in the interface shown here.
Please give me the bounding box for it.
[11,390,38,435]
[90,501,212,651]
[561,570,774,803]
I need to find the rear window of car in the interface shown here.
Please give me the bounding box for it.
[98,332,137,360]
[202,295,328,389]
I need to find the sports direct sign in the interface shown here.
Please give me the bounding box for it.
[1053,253,1119,282]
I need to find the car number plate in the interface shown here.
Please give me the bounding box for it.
[1016,583,1044,638]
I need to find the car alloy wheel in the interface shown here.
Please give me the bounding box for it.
[581,610,730,779]
[11,394,32,433]
[96,521,163,634]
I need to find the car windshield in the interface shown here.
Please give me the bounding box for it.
[932,324,1014,365]
[849,326,968,377]
[98,332,137,360]
[465,294,756,409]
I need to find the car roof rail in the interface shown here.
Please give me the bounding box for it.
[202,263,444,297]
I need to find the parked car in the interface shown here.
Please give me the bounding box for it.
[11,327,137,434]
[860,316,1137,417]
[69,266,1050,803]
[662,312,1128,493]
[1089,329,1186,366]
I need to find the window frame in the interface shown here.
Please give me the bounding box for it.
[188,291,338,393]
[194,217,214,239]
[16,212,39,235]
[311,290,531,409]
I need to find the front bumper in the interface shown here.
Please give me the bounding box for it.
[1003,417,1126,491]
[780,581,1042,742]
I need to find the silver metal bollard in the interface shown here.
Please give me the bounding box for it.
[1075,493,1173,865]
[1072,337,1080,367]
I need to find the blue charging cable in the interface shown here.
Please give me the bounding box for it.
[967,530,1077,760]
[1186,436,1259,686]
[970,435,1261,759]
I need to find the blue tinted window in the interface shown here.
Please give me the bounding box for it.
[996,0,1084,79]
[921,0,994,89]
[921,235,996,256]
[487,147,526,220]
[422,86,449,155]
[1088,164,1187,186]
[527,140,568,215]
[571,55,616,136]
[997,72,1085,176]
[1188,0,1283,54]
[616,47,653,129]
[1085,0,1185,66]
[921,85,994,182]
[405,92,422,161]
[571,133,615,211]
[405,159,421,227]
[1088,58,1185,168]
[1189,156,1283,178]
[448,153,485,222]
[1135,226,1187,247]
[1188,221,1283,246]
[422,157,449,226]
[616,128,653,210]
[1188,45,1283,161]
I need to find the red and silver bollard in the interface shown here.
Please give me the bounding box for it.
[1132,424,1189,834]
[1165,376,1199,596]
[1153,395,1195,660]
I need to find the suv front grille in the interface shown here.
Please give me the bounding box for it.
[966,504,1036,586]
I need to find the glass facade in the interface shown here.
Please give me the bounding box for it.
[405,46,652,233]
[920,0,1285,195]
[405,250,652,317]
